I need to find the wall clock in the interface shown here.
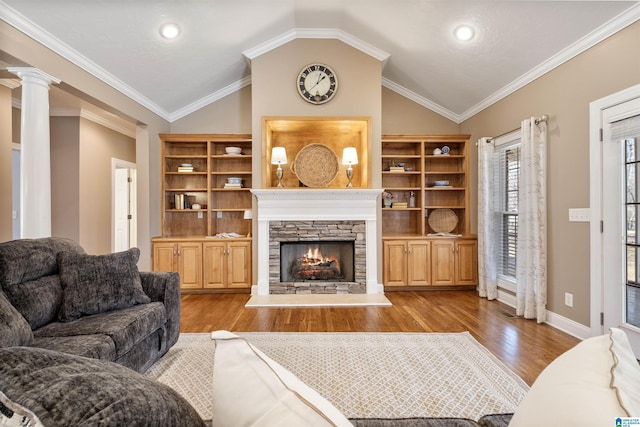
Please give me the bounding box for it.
[297,63,338,105]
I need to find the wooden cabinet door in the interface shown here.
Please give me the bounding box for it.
[227,241,252,288]
[153,242,177,273]
[431,240,455,285]
[455,240,478,285]
[383,240,408,286]
[407,240,430,286]
[177,242,202,289]
[203,242,226,289]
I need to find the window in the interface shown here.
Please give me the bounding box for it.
[494,131,521,287]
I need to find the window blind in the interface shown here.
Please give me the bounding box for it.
[611,114,640,141]
[493,138,520,279]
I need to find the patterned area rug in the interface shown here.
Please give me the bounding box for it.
[145,332,528,423]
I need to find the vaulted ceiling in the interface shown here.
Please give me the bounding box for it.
[2,0,639,123]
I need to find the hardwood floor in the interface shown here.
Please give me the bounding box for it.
[180,290,580,385]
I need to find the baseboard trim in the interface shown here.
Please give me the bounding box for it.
[498,289,590,340]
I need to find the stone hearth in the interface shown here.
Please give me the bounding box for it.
[251,189,383,295]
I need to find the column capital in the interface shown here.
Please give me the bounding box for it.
[7,67,61,86]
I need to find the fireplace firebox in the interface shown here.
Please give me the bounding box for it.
[280,241,355,282]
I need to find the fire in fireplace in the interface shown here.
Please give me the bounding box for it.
[280,241,355,282]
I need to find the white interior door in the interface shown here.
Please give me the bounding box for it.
[602,97,640,356]
[112,158,137,252]
[114,168,130,252]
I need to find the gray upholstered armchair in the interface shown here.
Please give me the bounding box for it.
[0,237,180,373]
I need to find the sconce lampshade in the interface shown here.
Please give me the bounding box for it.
[243,209,253,220]
[342,147,358,165]
[271,147,288,164]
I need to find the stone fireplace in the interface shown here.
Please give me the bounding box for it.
[251,189,383,295]
[271,221,363,294]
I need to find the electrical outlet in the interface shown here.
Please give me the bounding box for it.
[217,211,222,218]
[197,212,203,219]
[564,292,573,307]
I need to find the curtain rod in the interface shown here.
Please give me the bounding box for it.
[535,114,549,125]
[482,114,549,143]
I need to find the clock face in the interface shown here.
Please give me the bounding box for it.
[297,63,338,105]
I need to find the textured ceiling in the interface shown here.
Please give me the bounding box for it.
[1,0,639,123]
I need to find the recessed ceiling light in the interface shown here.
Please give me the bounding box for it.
[454,25,475,41]
[160,23,181,39]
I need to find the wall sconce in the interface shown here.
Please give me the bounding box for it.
[271,147,288,188]
[342,147,358,187]
[243,209,253,237]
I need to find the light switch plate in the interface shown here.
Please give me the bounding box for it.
[569,208,590,222]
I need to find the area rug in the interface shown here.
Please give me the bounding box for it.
[145,332,528,423]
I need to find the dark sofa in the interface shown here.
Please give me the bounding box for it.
[0,237,180,373]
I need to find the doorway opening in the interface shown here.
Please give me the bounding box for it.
[112,158,137,252]
[590,83,640,355]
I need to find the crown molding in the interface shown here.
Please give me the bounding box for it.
[168,76,252,122]
[382,78,461,123]
[50,108,136,138]
[242,28,390,64]
[0,0,171,122]
[458,2,640,122]
[0,78,21,89]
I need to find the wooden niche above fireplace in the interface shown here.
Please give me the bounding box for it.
[262,117,371,188]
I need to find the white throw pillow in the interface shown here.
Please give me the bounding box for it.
[509,327,640,427]
[210,330,353,427]
[0,391,44,427]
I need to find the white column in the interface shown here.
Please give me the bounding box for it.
[8,68,61,238]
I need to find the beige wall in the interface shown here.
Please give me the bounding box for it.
[0,86,12,241]
[50,116,135,255]
[461,20,640,326]
[251,39,382,188]
[382,88,460,135]
[170,85,253,134]
[51,116,80,243]
[79,118,136,254]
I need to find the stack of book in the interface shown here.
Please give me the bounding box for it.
[178,165,193,173]
[389,166,405,173]
[224,183,242,188]
[174,194,186,210]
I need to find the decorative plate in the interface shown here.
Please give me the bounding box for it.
[441,146,450,155]
[290,144,339,187]
[428,208,458,233]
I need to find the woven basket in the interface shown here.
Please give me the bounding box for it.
[428,208,459,233]
[290,143,339,187]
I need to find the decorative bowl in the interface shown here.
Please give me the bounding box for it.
[181,163,192,167]
[226,177,242,185]
[225,146,242,155]
[434,180,450,186]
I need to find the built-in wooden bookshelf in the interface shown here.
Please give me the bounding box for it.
[153,134,253,293]
[381,135,477,288]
